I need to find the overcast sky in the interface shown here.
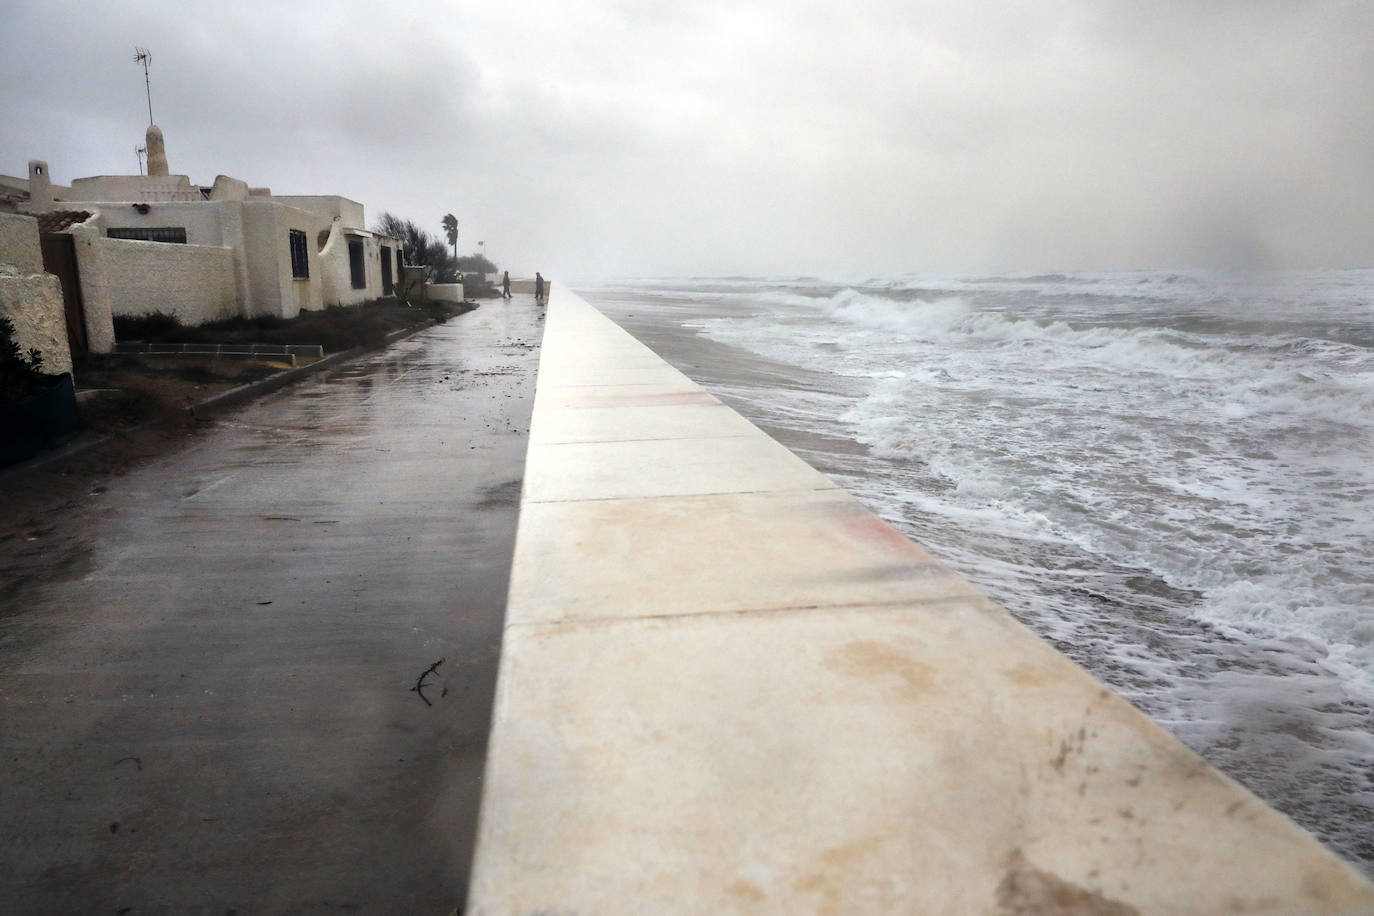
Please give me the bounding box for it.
[4,0,1372,279]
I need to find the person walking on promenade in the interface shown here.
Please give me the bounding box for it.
[502,270,511,299]
[535,272,545,304]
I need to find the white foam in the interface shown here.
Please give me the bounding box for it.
[675,280,1374,694]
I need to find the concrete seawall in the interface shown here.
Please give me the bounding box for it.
[466,286,1374,913]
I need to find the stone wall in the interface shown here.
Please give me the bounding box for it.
[0,212,45,273]
[0,212,72,376]
[0,272,70,376]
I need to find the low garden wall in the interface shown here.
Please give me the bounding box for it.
[425,282,464,303]
[77,235,237,327]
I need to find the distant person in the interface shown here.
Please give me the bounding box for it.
[502,270,511,299]
[535,272,545,304]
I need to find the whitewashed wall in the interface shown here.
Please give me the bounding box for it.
[66,219,114,353]
[317,220,346,306]
[426,283,464,303]
[68,174,200,202]
[316,225,402,307]
[359,234,393,302]
[272,195,366,229]
[20,167,398,321]
[97,200,233,247]
[274,195,399,308]
[208,175,250,201]
[75,233,236,327]
[241,200,321,318]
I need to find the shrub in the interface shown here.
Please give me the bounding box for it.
[372,212,459,283]
[0,316,54,405]
[113,310,183,341]
[455,254,497,275]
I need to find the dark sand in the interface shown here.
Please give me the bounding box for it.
[0,300,543,912]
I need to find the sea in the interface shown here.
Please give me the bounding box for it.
[579,269,1374,876]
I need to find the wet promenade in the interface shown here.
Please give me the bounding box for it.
[0,300,543,912]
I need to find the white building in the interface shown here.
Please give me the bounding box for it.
[0,126,404,354]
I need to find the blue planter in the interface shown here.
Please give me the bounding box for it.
[1,373,80,466]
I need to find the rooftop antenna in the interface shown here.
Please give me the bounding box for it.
[133,47,153,126]
[135,144,146,176]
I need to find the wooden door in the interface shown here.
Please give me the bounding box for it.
[39,233,87,355]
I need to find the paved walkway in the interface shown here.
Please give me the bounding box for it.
[0,299,543,913]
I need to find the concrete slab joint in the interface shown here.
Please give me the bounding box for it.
[465,285,1374,914]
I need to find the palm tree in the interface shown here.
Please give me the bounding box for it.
[441,214,458,259]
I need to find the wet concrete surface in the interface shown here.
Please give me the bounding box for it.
[0,299,544,913]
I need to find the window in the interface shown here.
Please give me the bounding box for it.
[348,240,365,289]
[289,229,309,279]
[380,245,393,294]
[107,227,188,244]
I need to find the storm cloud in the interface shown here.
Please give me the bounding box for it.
[4,0,1372,279]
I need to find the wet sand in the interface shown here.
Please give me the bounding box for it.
[0,300,543,912]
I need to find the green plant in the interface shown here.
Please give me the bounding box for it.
[0,316,53,405]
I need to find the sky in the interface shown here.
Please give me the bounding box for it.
[3,0,1373,280]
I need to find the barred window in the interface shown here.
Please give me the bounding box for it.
[289,229,309,279]
[107,226,187,244]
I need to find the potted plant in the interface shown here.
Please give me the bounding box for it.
[1,316,79,466]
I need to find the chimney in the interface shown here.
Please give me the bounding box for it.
[146,125,169,176]
[27,160,53,209]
